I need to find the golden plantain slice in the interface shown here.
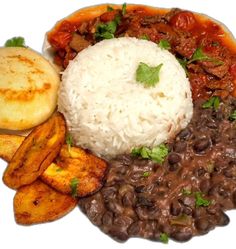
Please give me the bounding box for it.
[14,180,77,225]
[3,112,66,189]
[41,145,107,197]
[0,134,24,162]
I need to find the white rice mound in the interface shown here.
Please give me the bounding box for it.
[58,37,193,158]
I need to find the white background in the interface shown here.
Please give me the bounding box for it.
[0,0,236,248]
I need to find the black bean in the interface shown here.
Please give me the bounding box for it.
[206,120,218,129]
[195,218,210,233]
[113,216,133,227]
[108,229,128,241]
[193,208,205,218]
[218,185,230,198]
[168,163,179,171]
[127,221,140,236]
[136,196,154,208]
[183,206,192,215]
[196,167,206,177]
[224,167,234,178]
[212,110,224,121]
[170,201,182,216]
[102,211,113,226]
[232,190,236,206]
[217,211,230,226]
[168,153,181,165]
[206,204,219,215]
[115,154,133,165]
[122,192,136,207]
[193,137,210,152]
[102,187,117,201]
[106,201,123,214]
[211,133,221,144]
[171,231,192,242]
[135,185,146,193]
[200,179,211,193]
[178,128,191,140]
[174,141,187,153]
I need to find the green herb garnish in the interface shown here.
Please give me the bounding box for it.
[177,58,188,76]
[229,110,236,121]
[182,188,192,195]
[107,5,114,11]
[160,233,169,244]
[95,15,120,40]
[66,133,73,152]
[122,3,127,15]
[70,178,79,198]
[136,62,163,87]
[158,39,171,50]
[195,192,211,207]
[140,34,150,40]
[202,96,220,110]
[131,144,168,164]
[188,47,223,65]
[5,36,25,47]
[143,171,151,177]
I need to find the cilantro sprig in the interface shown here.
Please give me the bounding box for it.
[122,3,127,15]
[4,36,26,47]
[158,39,171,50]
[160,233,169,244]
[140,34,150,40]
[131,144,168,164]
[136,62,163,87]
[95,18,119,40]
[188,47,223,65]
[66,133,73,152]
[202,96,220,110]
[229,110,236,121]
[70,177,79,198]
[195,192,211,207]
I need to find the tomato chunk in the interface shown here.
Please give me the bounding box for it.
[170,11,197,31]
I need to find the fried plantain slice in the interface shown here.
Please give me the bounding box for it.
[41,145,107,197]
[3,112,66,189]
[0,134,25,162]
[14,180,77,225]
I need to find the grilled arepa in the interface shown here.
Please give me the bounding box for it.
[0,47,59,130]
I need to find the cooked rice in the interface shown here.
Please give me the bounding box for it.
[58,37,193,158]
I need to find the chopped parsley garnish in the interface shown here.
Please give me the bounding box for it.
[140,34,150,40]
[160,233,169,244]
[188,47,223,65]
[122,3,127,15]
[107,5,114,11]
[5,36,26,47]
[95,15,120,40]
[136,62,163,87]
[66,133,73,152]
[229,110,236,121]
[195,192,211,207]
[70,178,79,198]
[202,96,220,110]
[131,144,168,164]
[158,39,171,50]
[143,171,151,177]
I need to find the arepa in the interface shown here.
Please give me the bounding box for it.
[0,47,59,130]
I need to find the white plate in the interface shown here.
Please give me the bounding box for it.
[0,0,235,248]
